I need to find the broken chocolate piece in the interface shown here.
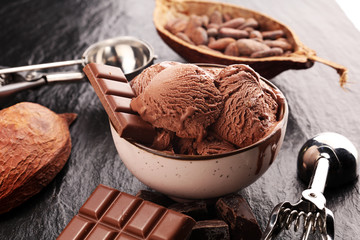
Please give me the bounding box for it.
[216,194,262,240]
[83,63,156,144]
[190,220,230,240]
[135,190,175,207]
[58,184,196,240]
[169,200,209,221]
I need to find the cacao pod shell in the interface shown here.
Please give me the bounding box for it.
[0,102,77,214]
[154,0,347,86]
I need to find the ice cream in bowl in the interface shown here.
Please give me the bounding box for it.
[84,61,288,201]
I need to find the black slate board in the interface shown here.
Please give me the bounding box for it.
[0,0,359,239]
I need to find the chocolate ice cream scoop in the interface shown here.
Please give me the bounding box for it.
[130,61,180,96]
[131,64,224,141]
[212,64,280,148]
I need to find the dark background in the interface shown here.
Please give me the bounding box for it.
[0,0,359,239]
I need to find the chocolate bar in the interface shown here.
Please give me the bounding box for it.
[58,185,196,240]
[83,63,156,144]
[216,194,262,240]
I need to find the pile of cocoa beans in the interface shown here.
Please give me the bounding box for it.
[165,10,293,58]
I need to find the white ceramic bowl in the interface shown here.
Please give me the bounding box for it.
[110,77,288,201]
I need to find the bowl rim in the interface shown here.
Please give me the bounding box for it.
[114,63,288,161]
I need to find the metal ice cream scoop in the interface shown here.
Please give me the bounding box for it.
[262,132,358,240]
[0,36,155,97]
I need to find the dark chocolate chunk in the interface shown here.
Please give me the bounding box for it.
[169,200,208,221]
[216,194,262,240]
[58,184,196,240]
[135,190,175,207]
[190,220,230,240]
[83,63,156,144]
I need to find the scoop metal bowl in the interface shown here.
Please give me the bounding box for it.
[0,36,155,97]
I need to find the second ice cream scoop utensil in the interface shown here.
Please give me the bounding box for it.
[262,132,358,240]
[0,36,155,97]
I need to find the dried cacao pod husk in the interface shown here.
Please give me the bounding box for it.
[154,0,347,86]
[0,102,77,214]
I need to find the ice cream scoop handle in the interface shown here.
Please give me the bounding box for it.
[0,78,46,97]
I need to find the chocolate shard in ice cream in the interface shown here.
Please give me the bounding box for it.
[212,64,279,148]
[131,64,224,142]
[83,63,156,144]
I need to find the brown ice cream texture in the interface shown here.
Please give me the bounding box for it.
[130,62,282,155]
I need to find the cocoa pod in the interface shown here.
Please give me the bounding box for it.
[190,27,208,45]
[219,28,249,39]
[0,102,77,214]
[155,1,348,85]
[250,47,284,58]
[220,17,245,29]
[224,42,240,56]
[208,37,236,51]
[262,29,285,40]
[236,39,270,56]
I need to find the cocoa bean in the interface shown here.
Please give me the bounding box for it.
[236,39,270,56]
[201,15,209,27]
[250,47,284,58]
[223,13,232,22]
[165,18,188,34]
[208,37,236,50]
[207,23,220,30]
[0,102,77,214]
[219,28,249,39]
[185,15,203,36]
[209,10,223,25]
[224,42,240,56]
[207,28,218,38]
[164,11,294,59]
[198,45,223,54]
[243,27,255,33]
[264,39,292,51]
[190,27,208,45]
[238,18,259,30]
[208,36,216,45]
[249,30,263,41]
[262,29,285,39]
[220,17,245,29]
[176,32,194,44]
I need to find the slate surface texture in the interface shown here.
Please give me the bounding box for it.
[0,0,359,239]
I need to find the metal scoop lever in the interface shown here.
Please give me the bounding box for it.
[262,132,358,240]
[0,70,84,98]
